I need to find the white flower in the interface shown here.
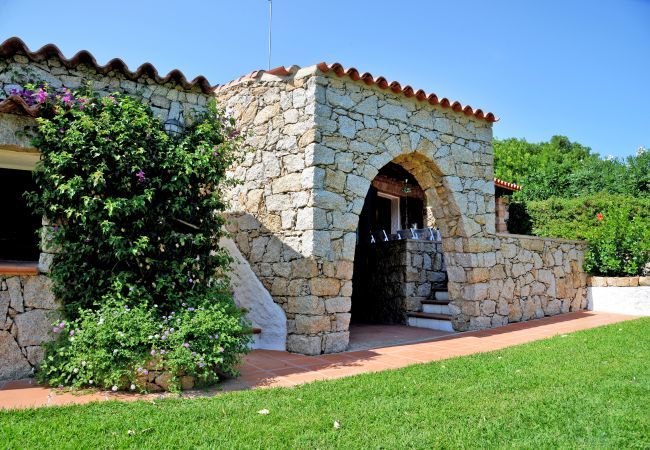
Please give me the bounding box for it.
[334,420,341,429]
[111,385,118,391]
[113,349,118,354]
[89,380,93,384]
[81,361,87,366]
[257,409,270,415]
[130,384,136,391]
[73,368,79,373]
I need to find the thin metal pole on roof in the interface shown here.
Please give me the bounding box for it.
[268,0,273,70]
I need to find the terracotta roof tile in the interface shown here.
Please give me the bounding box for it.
[494,177,521,191]
[0,37,212,93]
[217,62,497,123]
[317,62,500,121]
[0,95,40,116]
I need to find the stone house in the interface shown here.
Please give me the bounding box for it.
[0,38,587,379]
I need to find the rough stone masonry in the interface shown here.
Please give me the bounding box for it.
[0,39,588,374]
[214,65,587,354]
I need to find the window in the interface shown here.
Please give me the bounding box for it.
[0,149,40,261]
[377,192,401,234]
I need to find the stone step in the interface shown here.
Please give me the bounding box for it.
[407,312,454,332]
[434,290,449,301]
[420,299,450,305]
[421,301,450,315]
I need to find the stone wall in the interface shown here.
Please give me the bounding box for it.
[216,68,349,355]
[215,66,496,353]
[0,53,211,127]
[446,234,588,330]
[0,274,60,380]
[587,276,650,316]
[352,239,446,324]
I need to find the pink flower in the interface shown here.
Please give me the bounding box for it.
[183,342,190,348]
[135,170,146,183]
[36,89,48,103]
[52,327,60,333]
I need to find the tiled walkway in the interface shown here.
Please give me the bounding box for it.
[0,311,637,410]
[347,323,453,351]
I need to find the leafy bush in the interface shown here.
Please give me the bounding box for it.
[16,84,251,390]
[583,210,650,276]
[26,87,240,317]
[507,194,650,276]
[38,296,250,392]
[494,136,649,201]
[512,194,650,240]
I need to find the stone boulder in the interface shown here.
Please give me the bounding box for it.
[14,309,60,347]
[23,275,59,310]
[0,291,9,327]
[0,331,32,380]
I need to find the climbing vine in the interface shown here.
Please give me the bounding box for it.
[14,84,251,391]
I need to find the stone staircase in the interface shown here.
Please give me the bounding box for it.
[406,287,454,332]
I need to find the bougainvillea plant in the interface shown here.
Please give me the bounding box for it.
[17,84,251,391]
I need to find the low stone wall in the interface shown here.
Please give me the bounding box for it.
[448,234,588,330]
[0,274,60,380]
[587,276,650,316]
[352,239,446,324]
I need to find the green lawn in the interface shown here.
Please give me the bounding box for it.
[2,318,649,449]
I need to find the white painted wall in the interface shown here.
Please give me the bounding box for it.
[220,238,287,350]
[587,286,650,316]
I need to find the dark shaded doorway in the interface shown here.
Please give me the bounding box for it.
[351,162,427,324]
[0,168,40,261]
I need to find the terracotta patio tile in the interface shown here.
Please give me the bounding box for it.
[266,366,312,378]
[0,387,50,410]
[48,392,108,407]
[284,372,330,384]
[0,379,39,391]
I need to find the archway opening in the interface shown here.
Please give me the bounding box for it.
[350,160,451,337]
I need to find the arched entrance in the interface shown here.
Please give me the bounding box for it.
[350,158,453,342]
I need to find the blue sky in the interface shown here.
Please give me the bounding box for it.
[1,0,648,157]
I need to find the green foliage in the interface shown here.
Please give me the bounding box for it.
[28,89,241,317]
[22,85,251,390]
[514,194,650,240]
[583,209,650,276]
[496,135,649,275]
[38,297,250,392]
[508,194,650,276]
[494,136,649,201]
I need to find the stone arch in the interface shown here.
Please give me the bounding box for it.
[343,148,470,259]
[344,149,468,330]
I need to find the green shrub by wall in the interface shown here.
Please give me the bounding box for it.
[507,194,650,276]
[15,85,251,391]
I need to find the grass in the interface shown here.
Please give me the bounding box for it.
[2,318,649,449]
